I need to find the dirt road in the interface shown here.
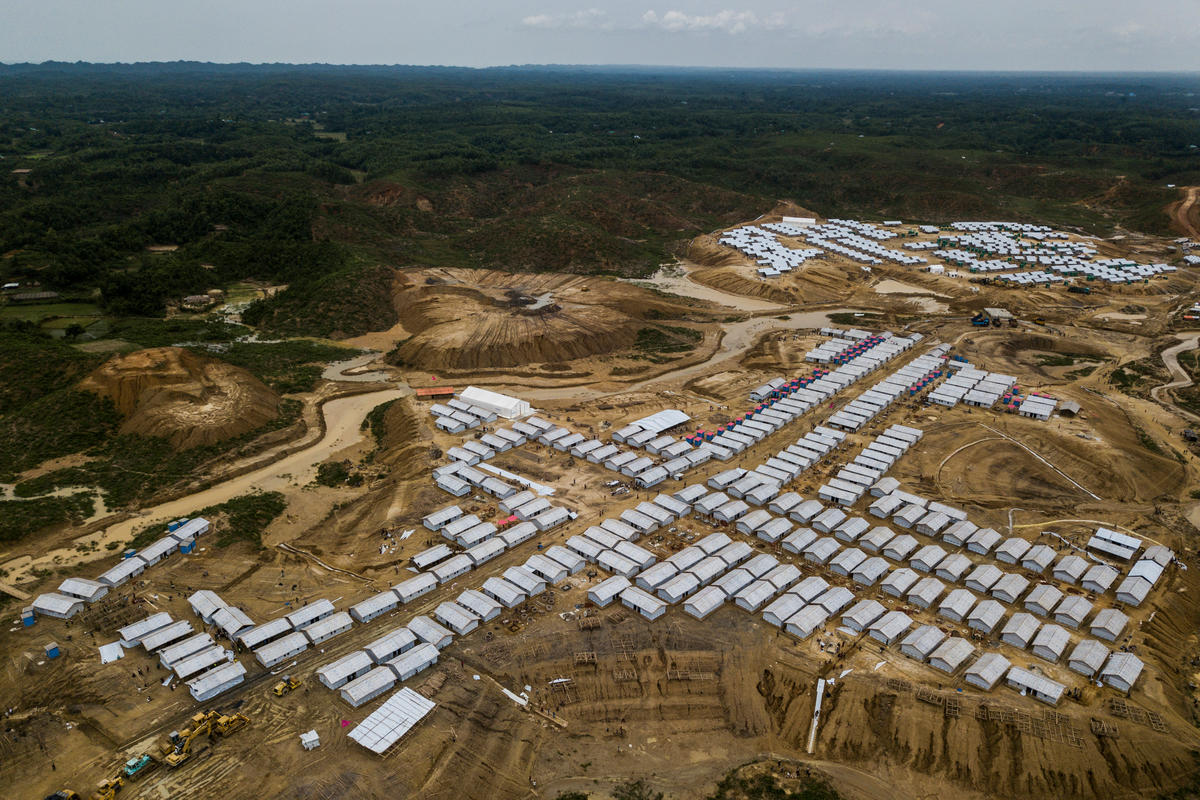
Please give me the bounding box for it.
[1150,331,1200,422]
[523,309,866,401]
[1169,186,1200,239]
[0,387,407,581]
[626,263,791,311]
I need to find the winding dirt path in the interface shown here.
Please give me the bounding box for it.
[1147,331,1195,407]
[1169,186,1200,239]
[626,263,791,311]
[522,308,866,401]
[0,387,407,582]
[107,387,407,528]
[1150,332,1200,422]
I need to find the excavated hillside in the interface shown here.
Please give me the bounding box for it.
[79,347,280,449]
[386,268,703,371]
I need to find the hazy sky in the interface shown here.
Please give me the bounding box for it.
[3,0,1199,71]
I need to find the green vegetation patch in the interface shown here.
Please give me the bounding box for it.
[634,324,702,354]
[0,302,103,322]
[127,491,287,550]
[316,461,351,486]
[1110,357,1166,395]
[828,313,881,326]
[0,389,122,480]
[361,399,397,448]
[315,460,364,488]
[0,492,95,544]
[200,339,357,393]
[241,262,400,339]
[1134,425,1164,455]
[201,491,288,548]
[707,769,843,800]
[11,399,301,509]
[106,318,247,348]
[1034,352,1100,367]
[0,328,108,414]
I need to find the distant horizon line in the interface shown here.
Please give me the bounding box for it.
[1,60,1198,76]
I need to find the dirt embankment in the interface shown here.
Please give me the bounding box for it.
[687,264,802,305]
[686,226,874,308]
[688,232,756,269]
[385,268,706,371]
[795,675,1197,800]
[79,347,280,448]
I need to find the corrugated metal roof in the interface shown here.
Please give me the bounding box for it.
[348,687,436,754]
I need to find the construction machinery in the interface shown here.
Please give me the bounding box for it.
[272,675,301,697]
[214,711,250,736]
[90,777,125,800]
[161,709,251,768]
[162,712,215,768]
[45,792,81,800]
[121,754,157,781]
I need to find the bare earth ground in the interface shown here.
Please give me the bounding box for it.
[6,209,1200,800]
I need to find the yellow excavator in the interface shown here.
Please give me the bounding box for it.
[161,710,251,768]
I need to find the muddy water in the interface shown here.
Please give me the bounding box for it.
[0,388,406,581]
[322,352,393,382]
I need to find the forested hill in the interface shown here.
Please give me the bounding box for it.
[1,64,1197,332]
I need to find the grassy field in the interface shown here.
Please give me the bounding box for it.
[0,302,103,321]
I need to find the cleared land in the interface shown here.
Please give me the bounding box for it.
[5,209,1200,800]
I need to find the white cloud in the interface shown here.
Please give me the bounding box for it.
[520,7,788,35]
[521,8,611,30]
[641,9,785,35]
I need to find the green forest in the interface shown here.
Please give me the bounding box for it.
[1,64,1197,334]
[0,64,1196,542]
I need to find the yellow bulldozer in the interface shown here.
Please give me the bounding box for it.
[214,712,250,736]
[161,710,251,768]
[90,777,125,800]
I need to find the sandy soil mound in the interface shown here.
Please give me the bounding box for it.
[80,347,280,448]
[689,262,856,306]
[386,268,687,371]
[687,233,754,268]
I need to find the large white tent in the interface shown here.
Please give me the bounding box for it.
[459,386,531,420]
